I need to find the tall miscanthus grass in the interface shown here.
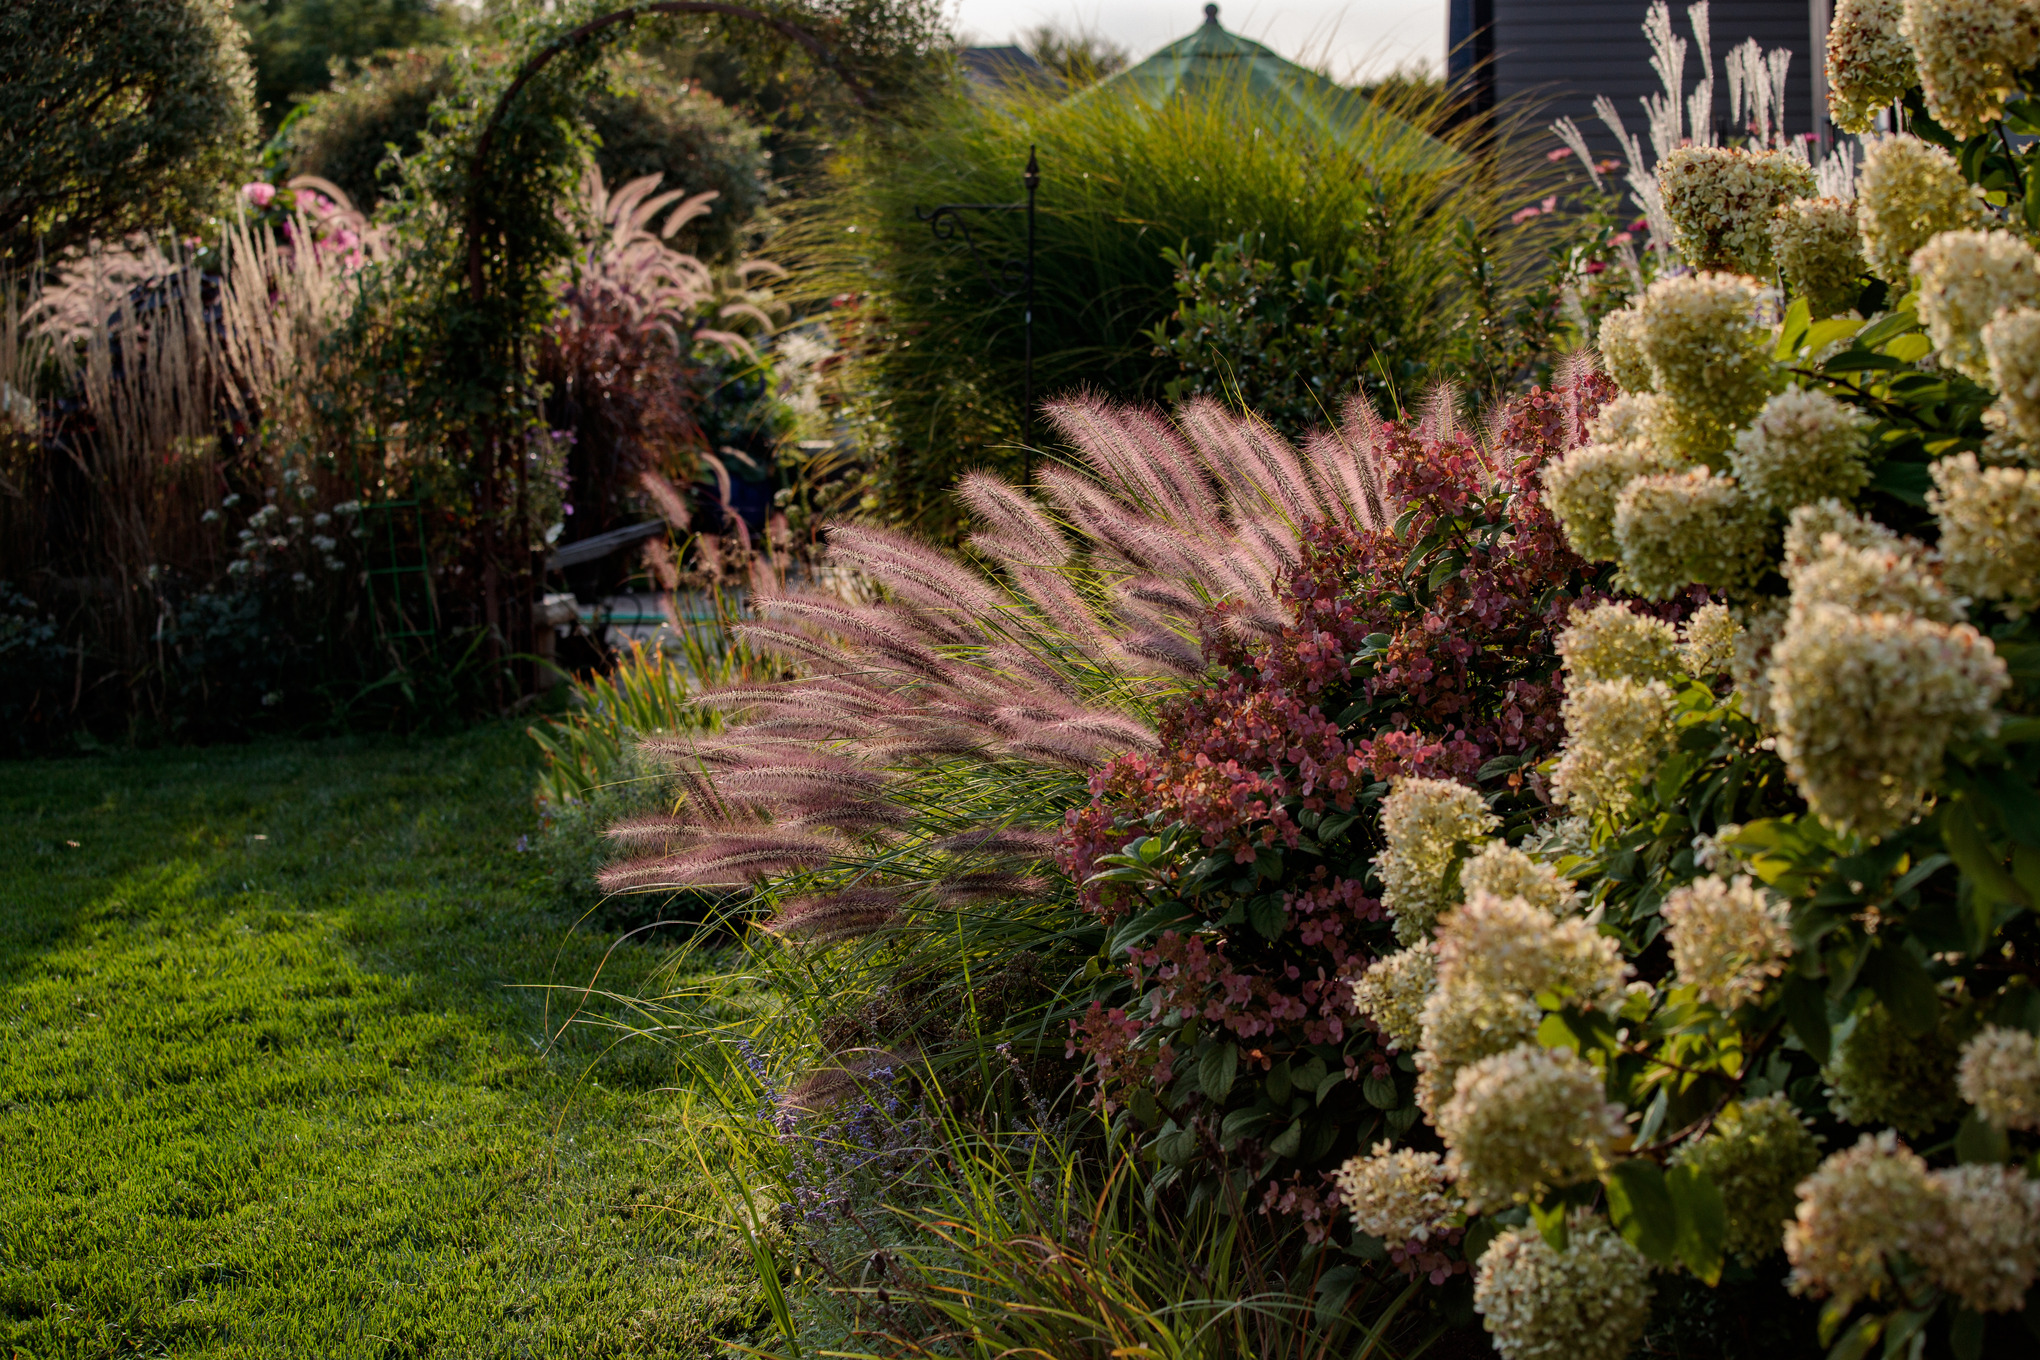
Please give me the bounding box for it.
[788,70,1561,532]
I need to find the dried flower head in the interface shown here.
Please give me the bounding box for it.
[1558,601,1682,684]
[1613,467,1773,598]
[1376,777,1500,945]
[1930,451,2040,618]
[1922,1164,2040,1312]
[1634,273,1777,464]
[1768,604,2006,837]
[1773,197,1870,318]
[1824,998,1967,1134]
[1335,1141,1463,1245]
[1827,0,1920,133]
[1985,308,2040,448]
[1730,387,1874,514]
[1957,1024,2040,1131]
[1911,230,2040,382]
[1661,147,1817,274]
[1473,1214,1654,1360]
[1439,1043,1628,1210]
[1900,0,2040,138]
[1786,1130,1942,1309]
[1679,602,1743,676]
[1542,438,1682,562]
[1670,1095,1824,1264]
[1856,137,1984,284]
[1433,891,1629,1012]
[1460,840,1582,917]
[1597,308,1654,393]
[1662,874,1794,1010]
[1552,677,1677,820]
[1355,945,1436,1053]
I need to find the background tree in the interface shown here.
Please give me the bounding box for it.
[0,0,259,265]
[233,0,463,127]
[1019,22,1128,89]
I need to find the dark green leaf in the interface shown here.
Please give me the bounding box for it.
[1269,1117,1303,1159]
[1867,459,1932,506]
[1603,1161,1678,1264]
[1860,944,1940,1038]
[1198,1042,1239,1103]
[1666,1163,1726,1286]
[1950,1305,1985,1360]
[1956,1109,2010,1165]
[1461,1216,1501,1267]
[1361,1073,1398,1109]
[1941,800,2027,910]
[1975,766,2040,848]
[1826,1311,1879,1360]
[1248,893,1287,941]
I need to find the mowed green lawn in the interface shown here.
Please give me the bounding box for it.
[0,726,755,1358]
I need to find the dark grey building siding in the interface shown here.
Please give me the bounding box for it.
[1452,2,1828,153]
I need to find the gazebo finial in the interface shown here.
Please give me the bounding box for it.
[1203,4,1219,25]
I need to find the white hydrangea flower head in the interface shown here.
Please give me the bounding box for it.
[1460,840,1583,917]
[1856,137,1984,284]
[1920,1164,2040,1313]
[1634,273,1777,464]
[1984,308,2040,448]
[1552,677,1677,821]
[1661,874,1795,1010]
[1669,1094,1824,1264]
[1773,197,1870,318]
[1900,0,2040,138]
[1730,599,1790,728]
[1827,0,1920,134]
[1679,602,1743,677]
[1376,777,1499,945]
[1354,945,1435,1053]
[1558,601,1682,684]
[1768,603,2008,837]
[1613,467,1773,598]
[1957,1024,2040,1130]
[1930,451,2040,618]
[1786,1130,1944,1309]
[1473,1214,1654,1360]
[1432,890,1629,1012]
[1438,1043,1627,1210]
[1587,391,1655,447]
[1542,438,1683,563]
[1334,1141,1463,1245]
[1415,978,1544,1114]
[1783,532,1962,624]
[1730,387,1874,514]
[1596,307,1654,393]
[1782,498,1907,569]
[1912,230,2040,382]
[1661,147,1818,275]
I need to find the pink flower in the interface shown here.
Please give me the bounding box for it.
[1628,217,1649,234]
[242,182,276,208]
[1583,260,1608,274]
[1596,158,1623,174]
[1541,195,1557,213]
[1511,205,1542,224]
[1610,232,1633,245]
[1547,146,1573,162]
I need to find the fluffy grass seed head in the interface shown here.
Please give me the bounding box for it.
[1680,602,1743,677]
[1827,0,1920,134]
[1355,945,1436,1053]
[1824,997,1967,1134]
[1774,197,1871,318]
[1542,437,1683,563]
[1912,229,2040,382]
[1460,840,1583,917]
[1730,386,1874,514]
[1634,272,1778,463]
[1661,147,1818,275]
[1930,451,2040,617]
[1857,137,1984,285]
[1377,777,1500,945]
[1669,1094,1824,1264]
[1957,1024,2040,1131]
[1661,874,1795,1010]
[1473,1214,1655,1360]
[1335,1141,1462,1245]
[1439,1043,1628,1211]
[1432,890,1629,1012]
[1613,467,1774,598]
[1552,677,1678,821]
[1786,1130,1943,1309]
[1597,307,1655,393]
[1558,602,1682,684]
[1900,0,2040,139]
[1922,1164,2040,1313]
[1768,603,2007,837]
[1984,308,2040,448]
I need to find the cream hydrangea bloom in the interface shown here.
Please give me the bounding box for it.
[1856,137,1983,284]
[1773,197,1870,318]
[1596,307,1654,393]
[1460,840,1582,917]
[1473,1215,1654,1360]
[1825,998,1968,1134]
[1634,272,1776,464]
[1957,1024,2040,1130]
[1354,945,1435,1053]
[1984,308,2040,447]
[1613,467,1773,598]
[1557,601,1682,683]
[1376,777,1499,945]
[1827,0,1919,133]
[1669,1095,1824,1264]
[1552,677,1678,820]
[1900,0,2040,138]
[1921,1164,2040,1312]
[1438,1044,1628,1210]
[1769,602,2006,837]
[1661,874,1794,1010]
[1911,230,2040,382]
[1929,452,2040,617]
[1660,146,1817,275]
[1334,1141,1462,1245]
[1786,1130,1943,1309]
[1415,979,1544,1114]
[1587,391,1655,446]
[1432,891,1629,1012]
[1679,602,1743,677]
[1542,438,1682,562]
[1783,530,1962,624]
[1730,387,1873,514]
[1782,498,1907,567]
[1730,599,1790,728]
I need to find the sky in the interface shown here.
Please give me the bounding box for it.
[949,0,1447,83]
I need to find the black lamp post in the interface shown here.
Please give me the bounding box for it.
[914,146,1040,447]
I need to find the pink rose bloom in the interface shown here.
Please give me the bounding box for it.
[243,182,276,208]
